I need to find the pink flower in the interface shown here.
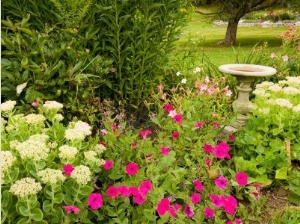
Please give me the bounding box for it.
[87,193,103,210]
[184,205,194,218]
[117,185,131,197]
[171,131,180,139]
[229,134,235,141]
[62,205,80,214]
[157,84,164,91]
[168,110,177,118]
[160,146,170,156]
[157,198,170,216]
[205,159,212,167]
[298,43,300,51]
[139,180,152,196]
[223,195,238,215]
[133,192,146,205]
[207,87,215,94]
[126,162,139,176]
[128,186,139,196]
[169,203,181,217]
[194,121,205,129]
[282,55,289,61]
[138,130,152,140]
[164,104,174,112]
[63,164,74,176]
[131,142,138,150]
[215,176,228,189]
[270,52,277,58]
[191,193,201,204]
[100,129,107,136]
[102,160,114,170]
[173,114,183,124]
[210,194,224,208]
[31,101,39,107]
[203,143,214,154]
[227,218,243,224]
[106,186,119,199]
[235,172,248,186]
[203,207,215,219]
[213,142,230,159]
[211,121,220,128]
[193,179,204,192]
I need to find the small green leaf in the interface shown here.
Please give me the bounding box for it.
[17,218,30,224]
[30,208,43,221]
[275,167,288,180]
[19,206,31,216]
[42,200,53,212]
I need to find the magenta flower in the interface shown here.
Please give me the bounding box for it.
[169,203,181,217]
[203,207,215,219]
[63,164,74,176]
[106,186,119,199]
[194,121,205,129]
[160,146,170,156]
[193,179,204,192]
[126,162,139,176]
[102,160,114,170]
[205,159,212,167]
[138,130,152,140]
[133,192,146,205]
[229,134,236,141]
[62,205,80,214]
[191,193,201,204]
[117,185,131,197]
[129,186,139,196]
[171,131,180,139]
[131,142,138,150]
[184,205,194,219]
[210,194,224,208]
[223,195,238,215]
[211,121,220,128]
[227,218,243,224]
[164,103,174,112]
[173,114,183,124]
[157,198,170,216]
[203,143,214,154]
[213,141,231,159]
[235,172,248,186]
[139,180,152,196]
[215,176,228,189]
[87,193,103,210]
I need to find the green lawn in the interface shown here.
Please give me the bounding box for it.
[175,13,288,66]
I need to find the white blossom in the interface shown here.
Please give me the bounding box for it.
[0,100,16,113]
[275,98,293,108]
[1,151,16,172]
[15,139,50,161]
[58,145,78,160]
[282,87,300,95]
[24,114,46,124]
[43,101,63,110]
[70,165,91,185]
[38,168,66,185]
[9,178,42,198]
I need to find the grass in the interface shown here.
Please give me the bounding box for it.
[174,12,288,66]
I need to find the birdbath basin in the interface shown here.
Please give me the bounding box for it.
[219,64,276,131]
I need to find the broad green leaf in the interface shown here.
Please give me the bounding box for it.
[30,208,43,221]
[19,206,31,216]
[42,200,52,212]
[17,218,30,224]
[275,167,288,180]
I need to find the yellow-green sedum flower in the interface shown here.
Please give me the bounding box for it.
[58,145,78,161]
[84,151,105,166]
[15,139,50,161]
[70,165,91,184]
[43,101,64,110]
[1,151,16,173]
[38,168,66,185]
[9,177,42,198]
[24,114,46,125]
[0,100,16,113]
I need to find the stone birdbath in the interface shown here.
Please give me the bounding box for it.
[218,64,277,133]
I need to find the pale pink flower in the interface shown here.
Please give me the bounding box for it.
[207,87,215,94]
[157,84,164,91]
[31,101,39,107]
[298,44,300,51]
[270,53,277,58]
[282,55,289,61]
[168,110,177,118]
[200,84,207,91]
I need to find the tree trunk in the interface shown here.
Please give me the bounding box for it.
[218,17,239,45]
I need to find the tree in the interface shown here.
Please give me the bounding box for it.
[196,0,282,45]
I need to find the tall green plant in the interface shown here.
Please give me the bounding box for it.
[95,0,189,109]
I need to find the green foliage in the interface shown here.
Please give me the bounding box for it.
[94,0,190,109]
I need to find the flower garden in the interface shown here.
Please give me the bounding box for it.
[1,1,300,224]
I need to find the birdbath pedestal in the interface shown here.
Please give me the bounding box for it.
[218,64,276,133]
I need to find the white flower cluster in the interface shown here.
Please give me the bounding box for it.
[252,89,270,97]
[293,104,300,113]
[286,76,300,86]
[53,114,64,121]
[29,133,49,142]
[24,114,46,124]
[15,138,50,161]
[255,81,274,89]
[58,145,78,160]
[70,165,91,185]
[1,151,16,172]
[0,100,16,113]
[283,87,300,95]
[258,108,270,115]
[43,101,63,110]
[9,177,42,198]
[268,84,282,92]
[84,151,105,166]
[275,98,293,108]
[38,168,66,185]
[93,144,107,154]
[65,121,92,141]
